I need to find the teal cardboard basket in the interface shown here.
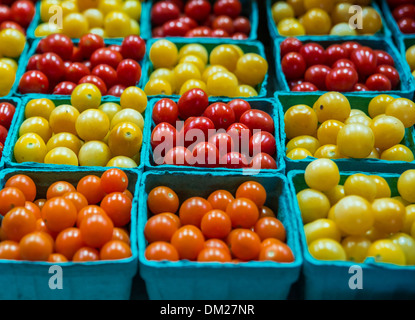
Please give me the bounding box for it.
[381,0,415,44]
[0,97,22,169]
[138,170,303,300]
[0,167,140,300]
[27,0,151,40]
[288,169,415,300]
[2,95,146,172]
[14,37,146,97]
[267,0,392,40]
[141,37,269,99]
[274,36,415,100]
[141,0,258,40]
[276,92,415,173]
[142,96,286,175]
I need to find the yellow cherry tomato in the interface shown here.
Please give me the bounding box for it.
[343,173,377,202]
[76,0,99,13]
[206,71,238,97]
[44,147,79,166]
[304,0,334,12]
[286,135,321,155]
[302,8,332,35]
[344,114,372,127]
[123,0,141,20]
[333,195,374,236]
[296,188,331,224]
[349,109,366,117]
[150,68,176,91]
[330,22,358,36]
[284,104,318,140]
[337,124,375,159]
[71,83,102,113]
[179,55,205,74]
[0,58,18,73]
[130,18,141,36]
[106,156,137,168]
[98,102,122,122]
[144,78,172,96]
[372,198,405,234]
[98,0,121,16]
[277,17,306,36]
[235,53,268,87]
[341,236,372,263]
[0,62,15,96]
[108,122,142,158]
[104,11,131,38]
[202,65,228,83]
[304,218,342,245]
[120,86,147,113]
[368,94,395,119]
[358,7,382,35]
[179,79,207,96]
[111,108,144,132]
[286,147,313,160]
[403,205,415,234]
[78,140,112,167]
[236,85,258,97]
[14,133,47,163]
[317,120,344,145]
[406,45,415,71]
[209,44,240,73]
[304,158,340,192]
[150,39,178,69]
[46,132,82,155]
[61,0,79,16]
[323,185,345,206]
[179,44,208,65]
[380,144,415,162]
[173,62,202,90]
[40,0,61,22]
[83,8,104,28]
[49,104,80,135]
[287,0,305,16]
[19,117,52,143]
[89,28,106,37]
[366,148,380,159]
[331,2,352,24]
[370,175,392,199]
[272,1,294,24]
[34,23,62,37]
[308,238,346,261]
[398,170,415,204]
[313,92,351,123]
[25,99,55,120]
[62,13,89,38]
[385,98,415,128]
[367,239,406,266]
[314,144,345,159]
[370,115,405,151]
[75,109,110,141]
[390,233,415,265]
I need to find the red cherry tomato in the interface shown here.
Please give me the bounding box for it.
[212,15,234,35]
[227,99,251,122]
[92,64,118,88]
[0,21,25,34]
[299,43,326,66]
[165,0,185,11]
[151,1,181,26]
[42,34,74,61]
[65,62,91,84]
[350,46,378,77]
[341,41,361,57]
[208,132,234,156]
[250,152,277,170]
[186,26,212,37]
[280,37,303,57]
[281,52,306,80]
[162,19,191,37]
[292,82,318,91]
[72,46,83,62]
[19,70,49,94]
[0,102,15,129]
[79,33,105,60]
[107,84,126,97]
[152,26,165,38]
[0,125,7,145]
[239,109,275,134]
[249,131,276,157]
[326,67,358,92]
[163,146,192,166]
[52,81,77,95]
[365,73,392,91]
[27,54,41,71]
[332,58,355,70]
[304,64,331,90]
[90,48,123,69]
[374,50,395,67]
[151,122,178,152]
[220,152,249,168]
[288,79,304,90]
[10,0,35,28]
[0,5,11,24]
[178,88,209,119]
[116,59,141,87]
[183,116,215,147]
[203,102,236,130]
[353,83,369,91]
[398,18,415,33]
[152,98,179,126]
[226,122,251,147]
[376,65,400,89]
[177,16,198,29]
[107,45,122,54]
[211,29,229,37]
[233,16,251,35]
[325,44,348,67]
[392,4,415,21]
[232,32,248,39]
[185,0,212,22]
[192,141,219,167]
[37,52,65,83]
[121,35,146,61]
[214,0,242,19]
[78,75,107,95]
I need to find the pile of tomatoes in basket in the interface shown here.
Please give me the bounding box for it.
[151,0,251,39]
[0,101,16,159]
[0,0,35,33]
[387,0,415,34]
[151,88,277,169]
[0,168,133,262]
[280,37,400,92]
[144,181,294,263]
[19,33,146,96]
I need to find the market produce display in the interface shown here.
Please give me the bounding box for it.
[150,0,251,39]
[19,33,145,96]
[0,101,16,160]
[150,89,278,169]
[294,158,415,266]
[145,39,267,97]
[0,168,133,261]
[271,0,383,36]
[34,0,142,38]
[144,180,294,262]
[13,83,146,167]
[279,37,401,92]
[385,0,415,34]
[0,0,36,33]
[284,92,415,162]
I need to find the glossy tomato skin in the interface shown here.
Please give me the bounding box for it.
[249,131,276,157]
[19,70,49,94]
[0,125,7,145]
[0,21,25,34]
[27,54,41,71]
[239,109,275,134]
[208,132,234,156]
[90,48,123,69]
[292,82,318,92]
[164,146,192,166]
[151,1,181,26]
[281,52,306,80]
[192,141,219,167]
[152,98,179,125]
[78,33,105,60]
[116,59,142,87]
[0,102,15,129]
[65,62,91,84]
[0,5,10,24]
[280,37,303,57]
[212,15,234,35]
[376,65,400,89]
[162,19,191,37]
[177,16,198,30]
[250,152,277,170]
[325,67,358,92]
[374,50,395,67]
[185,0,212,22]
[203,102,236,130]
[121,35,146,61]
[341,41,361,57]
[151,122,177,152]
[299,43,326,66]
[233,16,251,35]
[353,83,369,91]
[186,26,212,37]
[227,99,251,122]
[41,34,74,61]
[37,52,65,83]
[325,44,348,67]
[52,81,77,95]
[78,75,107,95]
[350,47,378,77]
[214,0,242,19]
[107,84,126,97]
[365,73,392,91]
[304,64,331,90]
[10,0,35,28]
[398,18,415,33]
[220,152,249,168]
[177,88,209,119]
[393,4,415,21]
[183,116,215,147]
[92,64,118,89]
[332,59,355,70]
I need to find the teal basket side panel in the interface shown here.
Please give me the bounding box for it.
[0,97,22,169]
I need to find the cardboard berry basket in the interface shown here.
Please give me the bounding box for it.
[14,37,147,98]
[267,0,392,41]
[397,35,415,101]
[138,170,302,300]
[27,0,151,40]
[141,37,269,100]
[0,97,22,169]
[0,166,140,300]
[287,169,415,300]
[274,36,415,100]
[141,0,259,41]
[141,97,286,175]
[275,92,415,173]
[380,0,415,45]
[2,95,147,172]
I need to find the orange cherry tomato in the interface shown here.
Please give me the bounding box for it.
[48,253,68,263]
[145,241,179,261]
[179,197,212,228]
[46,181,76,199]
[2,207,37,242]
[147,186,179,215]
[229,229,261,261]
[100,168,129,194]
[197,247,232,262]
[226,198,259,229]
[55,227,85,261]
[258,238,294,262]
[254,217,286,242]
[0,240,20,260]
[200,209,232,239]
[0,187,26,216]
[72,247,100,262]
[5,175,36,202]
[19,231,54,261]
[76,175,106,205]
[25,201,42,220]
[171,225,205,261]
[144,214,179,243]
[207,189,235,211]
[100,240,132,260]
[41,197,78,233]
[76,205,108,228]
[100,192,132,227]
[62,191,88,213]
[112,227,130,245]
[235,181,267,208]
[79,213,114,248]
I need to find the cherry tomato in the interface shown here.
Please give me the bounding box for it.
[151,1,181,26]
[292,82,318,92]
[121,35,146,61]
[107,84,126,97]
[145,241,179,261]
[100,240,132,260]
[304,64,331,91]
[5,174,36,202]
[350,47,378,77]
[214,0,241,19]
[250,152,278,170]
[42,33,73,61]
[0,187,26,216]
[229,229,260,261]
[220,152,249,168]
[91,64,117,89]
[186,26,212,37]
[282,52,306,80]
[64,62,90,84]
[152,98,179,126]
[300,43,326,66]
[341,41,361,57]
[101,192,132,228]
[185,0,211,22]
[398,18,415,33]
[326,67,358,92]
[178,88,209,119]
[0,102,15,129]
[325,44,348,67]
[80,213,114,248]
[171,225,205,260]
[392,4,415,20]
[163,146,192,166]
[227,99,251,122]
[177,16,198,30]
[90,48,123,70]
[353,83,369,91]
[162,19,191,37]
[151,122,177,155]
[78,33,105,60]
[365,73,392,91]
[116,59,142,87]
[376,65,400,89]
[374,50,395,67]
[41,197,78,233]
[19,70,49,94]
[52,81,76,95]
[235,180,266,208]
[10,0,35,28]
[203,102,235,130]
[239,109,275,134]
[0,5,10,25]
[76,175,106,205]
